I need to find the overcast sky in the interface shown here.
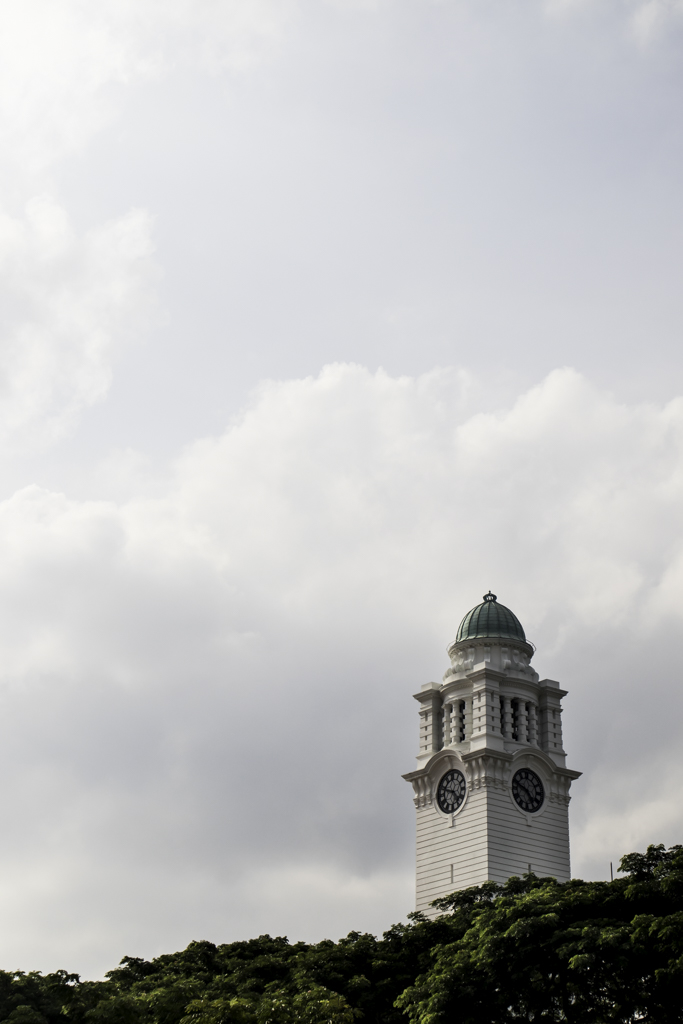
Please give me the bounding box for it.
[1,0,683,980]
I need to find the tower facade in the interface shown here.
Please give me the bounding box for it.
[403,592,581,915]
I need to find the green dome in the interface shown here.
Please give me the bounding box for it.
[455,592,526,643]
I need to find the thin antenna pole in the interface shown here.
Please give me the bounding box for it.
[610,862,613,882]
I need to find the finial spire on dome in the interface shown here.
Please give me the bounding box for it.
[483,591,497,602]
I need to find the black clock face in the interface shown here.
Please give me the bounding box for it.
[436,769,466,814]
[511,768,544,813]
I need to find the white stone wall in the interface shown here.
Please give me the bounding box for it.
[415,777,572,915]
[415,788,489,913]
[486,785,571,882]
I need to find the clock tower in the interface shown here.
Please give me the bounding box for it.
[403,592,581,915]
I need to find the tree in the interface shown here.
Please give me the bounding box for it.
[2,845,683,1024]
[397,845,683,1023]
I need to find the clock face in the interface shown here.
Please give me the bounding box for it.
[511,768,544,813]
[436,769,467,814]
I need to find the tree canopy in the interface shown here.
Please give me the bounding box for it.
[1,844,682,1024]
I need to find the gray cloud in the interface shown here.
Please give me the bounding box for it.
[0,366,682,976]
[0,0,681,989]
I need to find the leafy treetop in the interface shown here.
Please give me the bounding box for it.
[0,844,682,1024]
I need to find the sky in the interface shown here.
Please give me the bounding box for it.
[1,0,683,980]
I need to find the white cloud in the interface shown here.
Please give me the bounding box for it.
[0,196,155,447]
[0,0,679,455]
[629,0,683,43]
[0,0,297,448]
[0,0,295,446]
[0,364,682,973]
[0,0,681,975]
[0,0,680,179]
[0,0,295,174]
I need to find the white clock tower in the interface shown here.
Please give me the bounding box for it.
[403,592,581,915]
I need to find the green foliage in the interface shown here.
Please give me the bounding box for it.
[1,844,683,1024]
[398,845,683,1023]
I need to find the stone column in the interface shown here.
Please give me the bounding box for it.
[464,697,473,741]
[528,703,538,746]
[419,710,428,752]
[517,701,529,744]
[492,693,502,735]
[502,698,513,739]
[417,689,442,752]
[442,703,452,746]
